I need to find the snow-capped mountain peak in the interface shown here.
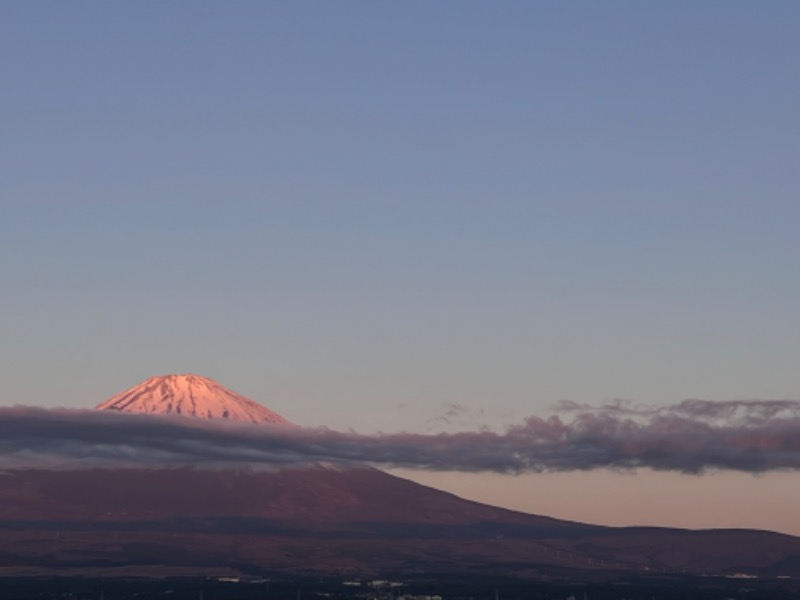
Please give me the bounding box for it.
[95,374,292,425]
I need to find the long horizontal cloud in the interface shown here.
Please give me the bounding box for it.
[1,400,800,473]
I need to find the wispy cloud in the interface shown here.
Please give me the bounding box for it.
[1,400,800,473]
[427,402,488,430]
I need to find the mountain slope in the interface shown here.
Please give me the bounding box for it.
[0,467,799,579]
[0,466,568,526]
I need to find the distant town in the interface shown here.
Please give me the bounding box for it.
[0,573,797,600]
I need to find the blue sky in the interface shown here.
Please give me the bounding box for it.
[2,2,800,530]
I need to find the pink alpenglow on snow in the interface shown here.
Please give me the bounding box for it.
[96,374,292,425]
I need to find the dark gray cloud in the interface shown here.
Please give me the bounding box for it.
[1,400,800,473]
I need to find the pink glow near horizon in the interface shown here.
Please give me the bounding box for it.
[391,468,800,537]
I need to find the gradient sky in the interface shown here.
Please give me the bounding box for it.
[3,2,800,534]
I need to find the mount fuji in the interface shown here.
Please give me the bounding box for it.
[0,374,799,581]
[95,373,291,425]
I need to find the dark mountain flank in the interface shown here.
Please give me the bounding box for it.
[0,466,798,579]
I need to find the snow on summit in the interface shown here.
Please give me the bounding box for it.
[95,374,292,425]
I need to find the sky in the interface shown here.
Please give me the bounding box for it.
[2,2,800,534]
